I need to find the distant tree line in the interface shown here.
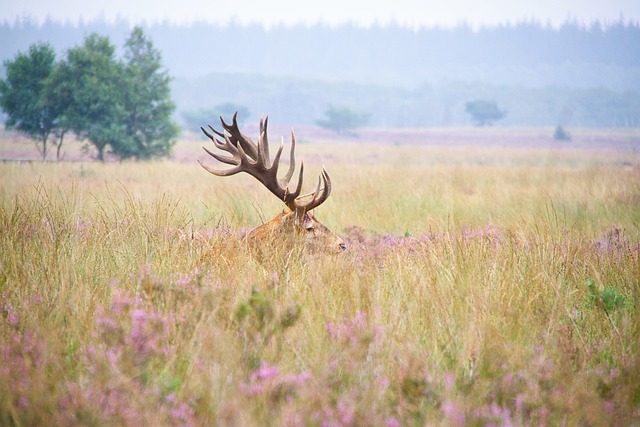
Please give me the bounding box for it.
[2,19,639,137]
[0,27,177,160]
[173,72,640,129]
[2,18,639,90]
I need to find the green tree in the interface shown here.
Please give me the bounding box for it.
[464,100,506,126]
[316,105,370,135]
[117,27,178,160]
[0,43,66,160]
[56,33,127,161]
[41,61,74,160]
[553,125,571,141]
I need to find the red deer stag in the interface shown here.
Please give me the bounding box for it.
[199,113,346,254]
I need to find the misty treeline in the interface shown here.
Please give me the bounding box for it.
[3,17,639,87]
[175,73,640,128]
[1,17,640,129]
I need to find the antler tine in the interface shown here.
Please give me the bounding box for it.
[259,115,271,166]
[271,129,298,197]
[282,129,297,185]
[197,159,242,177]
[220,112,259,160]
[202,125,231,152]
[201,113,289,203]
[199,125,242,175]
[201,125,219,143]
[200,113,332,216]
[296,166,332,212]
[284,160,304,211]
[201,144,237,166]
[209,125,226,140]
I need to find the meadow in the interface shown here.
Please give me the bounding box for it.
[1,127,639,425]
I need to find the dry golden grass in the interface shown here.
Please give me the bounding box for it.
[1,128,639,425]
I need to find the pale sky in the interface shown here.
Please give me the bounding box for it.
[3,0,639,28]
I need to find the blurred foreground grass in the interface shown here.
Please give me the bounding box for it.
[1,134,639,425]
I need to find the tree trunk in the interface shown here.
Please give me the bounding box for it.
[96,141,107,161]
[37,137,48,161]
[55,131,67,161]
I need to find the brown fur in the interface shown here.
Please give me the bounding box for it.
[199,114,345,257]
[247,210,346,254]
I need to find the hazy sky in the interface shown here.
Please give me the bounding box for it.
[3,0,639,28]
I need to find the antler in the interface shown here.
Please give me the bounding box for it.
[199,112,332,216]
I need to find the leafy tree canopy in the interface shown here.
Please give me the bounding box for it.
[0,28,178,161]
[117,27,179,160]
[464,100,507,126]
[316,105,370,135]
[0,42,65,160]
[55,33,126,161]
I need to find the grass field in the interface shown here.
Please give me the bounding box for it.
[1,127,639,425]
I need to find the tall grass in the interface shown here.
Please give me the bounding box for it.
[1,139,639,425]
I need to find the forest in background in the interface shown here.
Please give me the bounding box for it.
[2,18,640,128]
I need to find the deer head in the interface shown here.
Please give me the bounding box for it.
[199,113,346,254]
